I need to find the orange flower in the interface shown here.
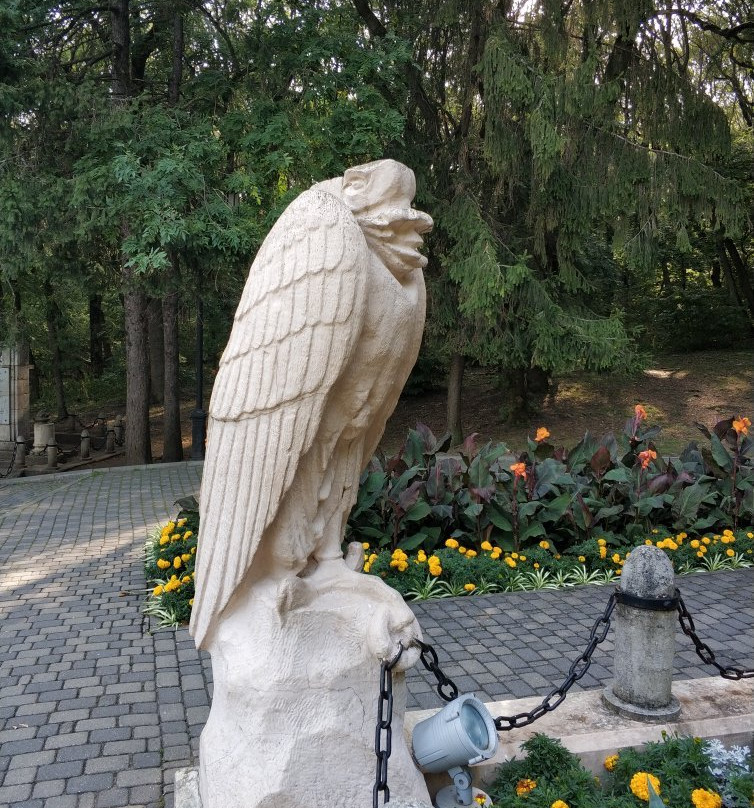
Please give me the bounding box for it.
[516,779,537,796]
[638,449,657,469]
[732,416,751,436]
[535,427,550,442]
[634,404,647,421]
[510,462,527,480]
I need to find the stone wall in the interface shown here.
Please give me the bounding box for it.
[0,344,31,451]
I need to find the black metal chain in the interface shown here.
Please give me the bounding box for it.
[676,592,754,680]
[0,440,19,479]
[373,643,403,808]
[415,592,617,732]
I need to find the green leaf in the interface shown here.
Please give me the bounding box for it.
[402,501,432,523]
[710,434,733,472]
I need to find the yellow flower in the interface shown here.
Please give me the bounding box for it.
[748,532,753,539]
[597,538,606,546]
[362,542,370,550]
[691,788,722,808]
[490,550,501,560]
[363,563,371,573]
[535,427,550,442]
[458,547,467,554]
[515,779,536,796]
[417,550,427,562]
[604,754,619,772]
[481,541,493,551]
[164,521,175,533]
[429,565,442,577]
[181,553,191,562]
[183,531,193,540]
[539,540,550,550]
[512,552,519,559]
[173,556,182,569]
[177,518,187,527]
[629,772,661,802]
[702,536,711,545]
[644,538,653,545]
[182,575,191,583]
[612,553,621,564]
[533,563,540,569]
[188,598,194,606]
[474,796,486,806]
[464,583,476,592]
[369,553,378,563]
[520,555,527,561]
[505,557,516,568]
[599,547,607,559]
[726,548,735,557]
[157,558,171,569]
[466,550,477,558]
[578,555,586,563]
[445,538,459,549]
[696,551,704,558]
[152,585,164,596]
[551,802,569,808]
[159,536,170,546]
[690,539,700,548]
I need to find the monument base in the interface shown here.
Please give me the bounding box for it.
[174,767,433,808]
[601,683,681,723]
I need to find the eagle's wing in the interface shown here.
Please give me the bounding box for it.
[190,188,368,648]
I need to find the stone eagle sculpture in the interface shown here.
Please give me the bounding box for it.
[190,159,434,808]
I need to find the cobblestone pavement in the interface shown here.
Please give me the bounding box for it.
[1,465,753,808]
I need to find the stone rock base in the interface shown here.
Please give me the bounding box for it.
[602,684,681,723]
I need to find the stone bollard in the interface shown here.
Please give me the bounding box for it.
[33,413,55,455]
[602,544,681,721]
[46,441,58,470]
[15,435,26,469]
[105,427,116,454]
[113,415,124,445]
[80,429,90,459]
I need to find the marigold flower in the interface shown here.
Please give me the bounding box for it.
[157,558,171,569]
[417,550,427,563]
[726,548,735,557]
[515,778,536,796]
[445,538,459,549]
[533,562,540,569]
[612,553,621,564]
[702,536,711,545]
[638,449,657,469]
[604,753,619,771]
[509,462,527,479]
[539,540,550,550]
[173,556,182,569]
[490,550,501,560]
[505,557,517,568]
[732,416,751,436]
[188,598,194,606]
[520,555,527,561]
[363,563,371,573]
[690,539,700,548]
[464,583,476,592]
[182,576,191,583]
[691,788,722,808]
[629,772,661,802]
[597,538,606,546]
[369,553,378,563]
[634,404,647,421]
[551,801,569,808]
[535,427,550,442]
[181,553,191,562]
[481,540,493,551]
[159,536,170,546]
[578,556,586,563]
[599,547,607,559]
[183,531,193,539]
[153,585,164,597]
[466,550,477,558]
[362,542,370,550]
[474,796,486,806]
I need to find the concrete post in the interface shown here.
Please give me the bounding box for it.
[15,435,26,469]
[602,545,681,721]
[114,415,124,445]
[106,427,116,454]
[46,441,58,470]
[81,429,90,459]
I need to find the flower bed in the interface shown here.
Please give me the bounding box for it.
[489,733,752,808]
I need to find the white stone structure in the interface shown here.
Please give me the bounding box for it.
[190,160,433,808]
[0,345,31,452]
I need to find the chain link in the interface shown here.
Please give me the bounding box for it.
[0,440,19,479]
[414,592,617,732]
[676,592,754,680]
[373,643,403,808]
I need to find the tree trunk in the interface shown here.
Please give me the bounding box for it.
[724,238,754,323]
[162,268,183,461]
[123,282,152,465]
[89,293,107,377]
[44,281,68,419]
[716,236,744,308]
[446,353,465,445]
[147,298,164,404]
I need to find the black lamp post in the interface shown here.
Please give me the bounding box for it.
[190,292,207,460]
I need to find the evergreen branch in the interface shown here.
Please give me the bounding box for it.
[648,10,754,43]
[587,125,732,185]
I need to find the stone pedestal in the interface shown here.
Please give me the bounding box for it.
[0,345,32,452]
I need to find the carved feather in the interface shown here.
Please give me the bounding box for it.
[190,189,368,648]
